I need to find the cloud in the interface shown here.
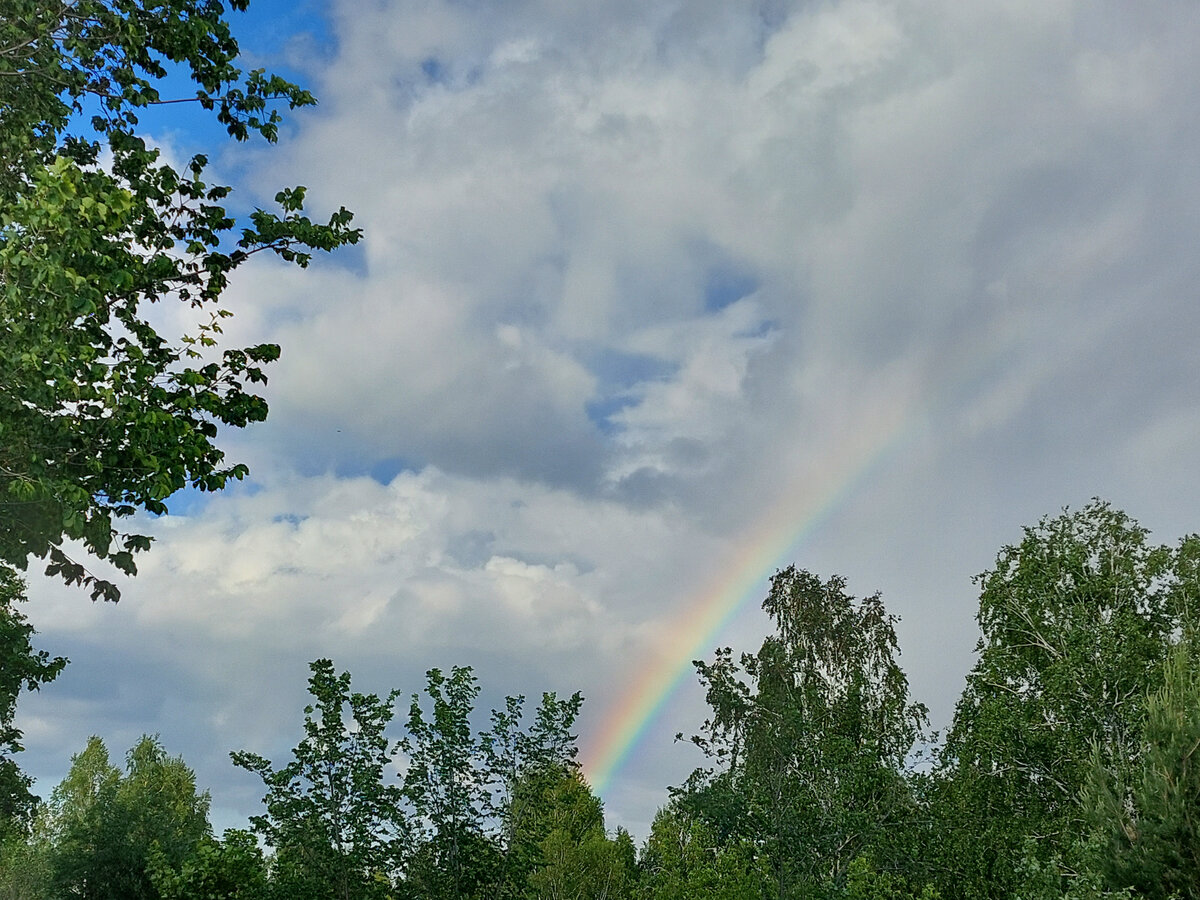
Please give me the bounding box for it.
[18,0,1200,839]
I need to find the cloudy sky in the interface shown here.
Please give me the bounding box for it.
[19,0,1200,837]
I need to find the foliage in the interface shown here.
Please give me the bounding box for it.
[936,501,1198,899]
[1006,838,1133,900]
[231,659,407,900]
[680,566,928,899]
[1082,641,1200,899]
[514,767,635,900]
[0,565,66,838]
[148,828,269,900]
[480,690,585,859]
[843,856,940,900]
[43,734,211,900]
[402,666,491,898]
[0,830,52,900]
[235,659,593,900]
[636,804,761,900]
[0,0,360,601]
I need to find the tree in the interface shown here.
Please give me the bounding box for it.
[680,567,928,899]
[148,828,269,900]
[0,565,66,839]
[43,734,211,900]
[480,690,585,896]
[402,666,504,900]
[237,660,590,899]
[1083,641,1200,899]
[0,829,53,900]
[0,0,359,601]
[935,502,1199,899]
[231,659,408,900]
[636,803,761,900]
[503,767,635,900]
[842,856,940,900]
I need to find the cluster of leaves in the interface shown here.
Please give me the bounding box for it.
[0,0,360,601]
[0,566,65,841]
[683,568,925,894]
[0,734,214,900]
[663,567,935,900]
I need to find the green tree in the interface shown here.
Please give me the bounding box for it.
[148,828,269,900]
[936,502,1199,899]
[842,856,940,900]
[0,0,359,601]
[237,660,590,899]
[402,666,500,899]
[0,565,66,839]
[681,567,928,899]
[0,830,52,900]
[231,659,408,900]
[480,690,585,896]
[520,768,635,900]
[43,734,211,900]
[1083,642,1200,899]
[636,803,760,900]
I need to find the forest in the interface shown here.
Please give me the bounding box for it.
[1,500,1198,899]
[2,2,1198,898]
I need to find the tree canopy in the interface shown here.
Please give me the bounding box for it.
[678,567,930,899]
[0,0,359,601]
[0,566,65,840]
[934,501,1200,899]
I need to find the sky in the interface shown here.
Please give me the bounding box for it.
[17,0,1200,839]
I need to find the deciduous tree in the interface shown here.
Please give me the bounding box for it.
[681,567,928,899]
[0,0,359,601]
[44,735,211,900]
[402,666,501,900]
[480,690,584,895]
[148,828,269,900]
[636,803,760,900]
[0,565,65,839]
[935,502,1199,899]
[232,660,408,900]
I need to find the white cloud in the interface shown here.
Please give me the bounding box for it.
[18,0,1200,839]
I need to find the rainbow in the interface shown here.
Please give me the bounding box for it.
[581,393,917,795]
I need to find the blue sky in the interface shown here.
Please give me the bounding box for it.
[19,0,1200,838]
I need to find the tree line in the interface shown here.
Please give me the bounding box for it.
[1,500,1198,899]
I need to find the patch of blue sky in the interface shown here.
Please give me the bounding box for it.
[412,55,484,92]
[236,0,336,64]
[586,395,639,436]
[421,57,448,84]
[164,485,208,517]
[64,0,333,156]
[587,348,677,390]
[583,348,676,434]
[365,456,423,486]
[164,477,262,517]
[703,262,760,313]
